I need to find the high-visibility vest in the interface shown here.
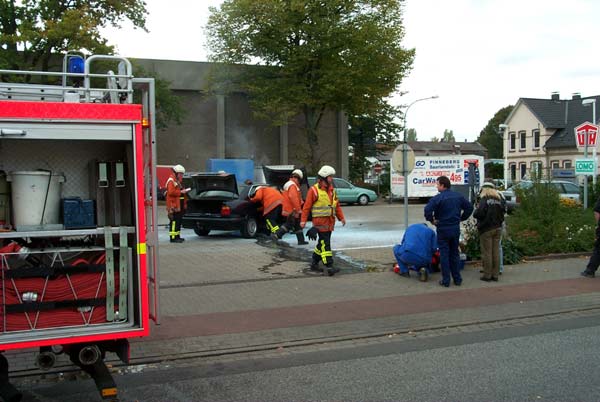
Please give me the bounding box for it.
[310,184,338,218]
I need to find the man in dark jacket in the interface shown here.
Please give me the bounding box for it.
[581,195,600,278]
[424,176,473,287]
[473,182,506,281]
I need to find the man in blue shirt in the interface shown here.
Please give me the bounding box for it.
[393,223,438,281]
[424,176,473,287]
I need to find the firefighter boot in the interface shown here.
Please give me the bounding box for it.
[272,225,288,241]
[326,264,340,276]
[310,257,322,272]
[295,230,308,245]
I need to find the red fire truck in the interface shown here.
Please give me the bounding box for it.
[0,54,160,401]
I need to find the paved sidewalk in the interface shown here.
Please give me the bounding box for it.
[9,218,600,379]
[145,233,600,357]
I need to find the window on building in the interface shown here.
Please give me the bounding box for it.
[551,160,560,170]
[519,131,526,150]
[531,161,542,179]
[510,164,517,182]
[533,129,540,149]
[519,163,527,179]
[509,132,516,151]
[563,160,572,169]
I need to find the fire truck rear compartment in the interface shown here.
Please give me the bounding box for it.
[0,136,144,342]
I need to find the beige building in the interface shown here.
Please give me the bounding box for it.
[502,92,600,185]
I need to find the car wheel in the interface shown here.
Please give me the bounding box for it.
[358,194,369,206]
[194,227,210,236]
[241,216,258,238]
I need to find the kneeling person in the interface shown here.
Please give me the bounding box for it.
[393,223,438,281]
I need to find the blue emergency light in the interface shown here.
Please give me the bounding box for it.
[67,56,84,74]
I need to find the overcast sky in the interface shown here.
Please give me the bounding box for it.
[102,0,600,142]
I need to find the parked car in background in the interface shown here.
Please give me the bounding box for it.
[307,177,378,205]
[501,180,581,212]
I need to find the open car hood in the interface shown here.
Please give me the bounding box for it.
[186,173,238,195]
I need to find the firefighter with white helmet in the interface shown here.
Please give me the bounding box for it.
[273,168,308,245]
[300,165,346,275]
[166,164,190,243]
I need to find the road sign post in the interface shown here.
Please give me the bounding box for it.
[575,122,599,209]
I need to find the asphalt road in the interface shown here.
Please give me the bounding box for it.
[24,312,600,401]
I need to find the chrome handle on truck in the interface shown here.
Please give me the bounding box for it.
[0,129,26,136]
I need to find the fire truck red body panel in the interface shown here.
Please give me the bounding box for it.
[0,99,156,350]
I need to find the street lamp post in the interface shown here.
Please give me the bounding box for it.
[583,99,597,191]
[499,124,509,187]
[401,95,438,229]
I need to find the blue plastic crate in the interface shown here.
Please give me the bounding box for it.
[62,198,95,229]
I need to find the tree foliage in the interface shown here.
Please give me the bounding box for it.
[0,1,185,129]
[477,105,513,159]
[0,0,147,72]
[406,128,417,141]
[206,0,415,172]
[348,102,401,182]
[442,129,455,142]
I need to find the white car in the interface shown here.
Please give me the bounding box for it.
[501,180,581,211]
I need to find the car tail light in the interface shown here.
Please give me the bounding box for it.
[221,205,231,216]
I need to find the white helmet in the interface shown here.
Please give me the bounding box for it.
[173,164,185,174]
[317,165,336,178]
[291,169,303,180]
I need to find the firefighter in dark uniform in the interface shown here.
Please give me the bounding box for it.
[424,175,473,287]
[166,164,189,243]
[301,165,346,276]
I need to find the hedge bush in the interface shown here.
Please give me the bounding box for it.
[462,181,595,264]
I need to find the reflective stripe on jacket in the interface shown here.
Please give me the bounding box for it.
[301,183,344,232]
[282,179,303,217]
[166,173,187,212]
[250,186,283,216]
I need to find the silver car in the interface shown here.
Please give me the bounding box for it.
[501,180,581,211]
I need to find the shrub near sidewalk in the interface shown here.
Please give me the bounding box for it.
[508,182,594,256]
[462,182,595,264]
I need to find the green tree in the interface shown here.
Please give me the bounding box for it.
[0,1,185,129]
[442,129,455,142]
[348,102,401,182]
[477,105,513,159]
[206,0,415,172]
[132,64,185,130]
[431,136,440,142]
[406,128,417,141]
[0,0,147,73]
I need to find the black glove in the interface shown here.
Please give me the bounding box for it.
[307,227,318,241]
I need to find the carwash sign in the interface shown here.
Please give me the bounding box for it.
[575,122,599,148]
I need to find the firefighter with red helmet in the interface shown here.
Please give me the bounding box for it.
[166,164,189,243]
[274,169,308,245]
[301,165,346,276]
[249,185,284,237]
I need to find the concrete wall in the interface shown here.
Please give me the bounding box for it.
[136,58,348,177]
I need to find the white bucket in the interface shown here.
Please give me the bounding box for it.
[7,171,65,228]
